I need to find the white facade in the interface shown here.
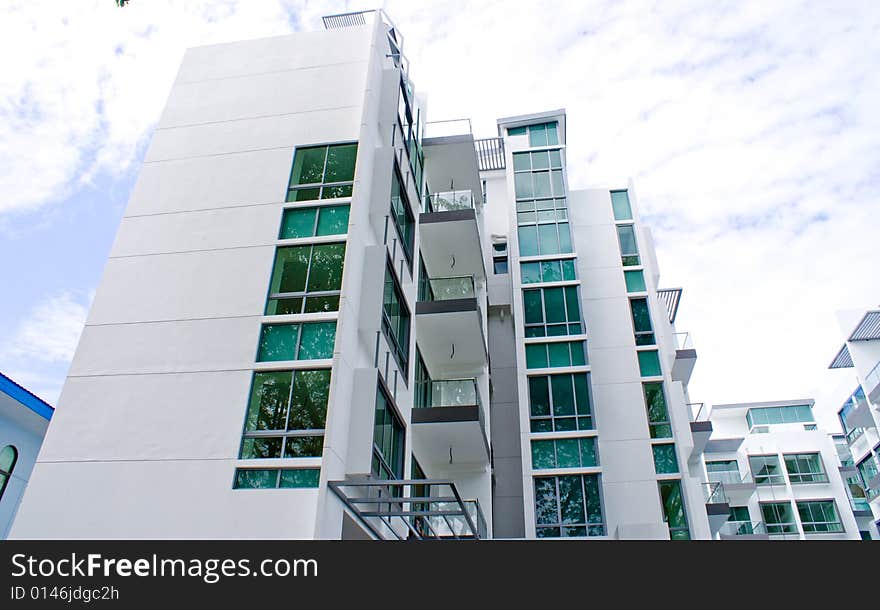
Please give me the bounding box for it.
[703,399,867,539]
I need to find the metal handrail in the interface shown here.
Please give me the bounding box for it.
[688,402,707,422]
[673,331,694,350]
[702,482,727,504]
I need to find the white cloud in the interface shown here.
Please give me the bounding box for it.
[4,292,91,363]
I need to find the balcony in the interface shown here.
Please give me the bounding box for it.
[411,378,490,466]
[416,275,487,379]
[702,482,730,535]
[419,188,485,284]
[327,479,487,540]
[706,471,756,504]
[687,402,712,463]
[719,520,769,540]
[671,332,697,385]
[850,497,873,518]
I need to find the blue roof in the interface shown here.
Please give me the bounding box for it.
[0,371,54,421]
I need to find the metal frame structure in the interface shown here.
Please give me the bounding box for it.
[328,479,485,540]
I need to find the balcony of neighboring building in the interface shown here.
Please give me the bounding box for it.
[706,470,757,505]
[671,331,697,385]
[718,520,769,540]
[702,482,730,535]
[415,275,488,379]
[328,479,487,540]
[410,377,490,466]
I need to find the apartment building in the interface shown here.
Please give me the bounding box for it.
[700,399,868,539]
[0,372,53,539]
[829,307,880,536]
[11,10,723,540]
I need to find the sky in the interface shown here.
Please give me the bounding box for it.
[0,0,877,426]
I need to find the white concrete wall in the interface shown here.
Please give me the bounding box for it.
[12,24,376,539]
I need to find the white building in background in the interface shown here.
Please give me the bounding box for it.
[700,399,869,540]
[0,372,53,539]
[10,10,740,540]
[828,307,880,536]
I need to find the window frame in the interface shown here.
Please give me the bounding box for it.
[264,242,347,315]
[749,454,786,486]
[256,321,337,362]
[643,382,672,439]
[233,467,321,489]
[389,161,416,267]
[783,452,828,484]
[796,500,844,533]
[381,260,412,376]
[286,142,358,202]
[616,224,641,266]
[658,479,691,540]
[373,382,406,483]
[0,445,17,503]
[760,501,798,535]
[525,340,588,369]
[528,372,594,433]
[531,436,599,470]
[533,473,605,538]
[629,297,655,345]
[522,285,583,337]
[279,203,351,240]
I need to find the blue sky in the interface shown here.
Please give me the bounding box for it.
[1,0,878,425]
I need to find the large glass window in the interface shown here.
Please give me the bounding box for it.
[390,163,415,264]
[522,286,582,337]
[857,454,879,485]
[286,143,357,202]
[629,298,655,345]
[797,500,843,533]
[239,369,330,459]
[643,382,671,438]
[749,454,785,485]
[517,215,572,256]
[658,480,690,540]
[528,373,594,432]
[761,501,797,535]
[637,350,662,377]
[279,204,350,239]
[534,474,604,537]
[382,264,411,373]
[373,384,405,482]
[520,258,577,284]
[256,322,336,361]
[784,453,828,484]
[610,190,633,220]
[624,269,646,293]
[265,243,346,315]
[652,444,679,474]
[746,404,814,427]
[525,340,587,369]
[616,224,640,266]
[529,122,560,147]
[234,468,320,489]
[531,437,598,470]
[0,445,17,503]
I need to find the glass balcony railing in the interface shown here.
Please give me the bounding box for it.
[703,482,728,504]
[707,470,753,486]
[851,497,871,512]
[416,378,481,409]
[688,402,708,422]
[424,189,475,213]
[864,360,880,396]
[719,520,767,536]
[673,331,694,350]
[421,275,476,301]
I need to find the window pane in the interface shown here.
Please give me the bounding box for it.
[316,205,350,235]
[658,480,689,531]
[543,288,566,323]
[508,125,527,136]
[257,324,299,362]
[245,371,292,431]
[324,143,357,182]
[531,440,555,469]
[240,437,283,459]
[290,147,326,186]
[564,286,580,322]
[541,260,562,282]
[534,477,558,525]
[297,322,336,360]
[523,290,544,324]
[235,469,277,489]
[638,350,661,376]
[518,225,539,257]
[551,374,575,415]
[624,270,646,292]
[529,123,548,147]
[529,376,551,416]
[269,246,309,294]
[533,172,552,198]
[548,342,570,367]
[579,438,598,467]
[617,224,638,258]
[283,436,324,458]
[546,123,559,145]
[515,173,533,199]
[557,223,572,253]
[561,259,577,280]
[551,170,564,195]
[573,374,591,416]
[307,243,346,292]
[280,208,317,239]
[570,342,586,366]
[610,190,633,220]
[513,152,531,171]
[630,298,653,332]
[279,468,321,488]
[521,262,541,283]
[526,344,548,369]
[288,369,330,430]
[653,444,679,473]
[531,151,550,170]
[538,224,559,255]
[558,475,586,524]
[549,149,562,168]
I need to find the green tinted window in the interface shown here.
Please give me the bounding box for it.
[280,204,350,239]
[266,244,345,315]
[762,501,797,535]
[234,468,321,489]
[257,322,336,362]
[652,444,679,474]
[534,474,604,537]
[617,225,640,266]
[638,350,662,377]
[287,143,357,202]
[382,265,411,371]
[526,341,587,369]
[531,437,598,469]
[797,500,843,533]
[624,270,646,292]
[390,163,415,262]
[610,190,632,220]
[630,298,655,345]
[373,385,405,481]
[522,287,582,337]
[644,382,671,438]
[658,480,690,540]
